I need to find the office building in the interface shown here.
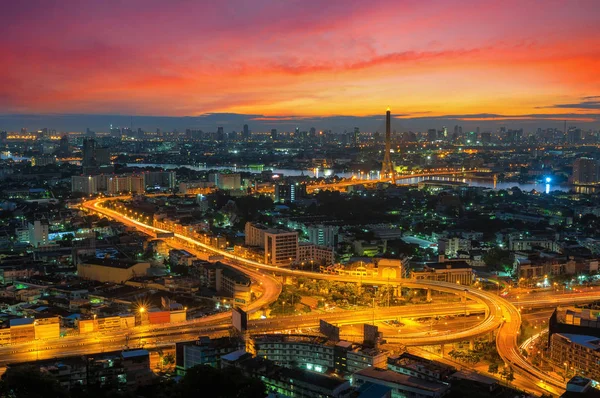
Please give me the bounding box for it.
[274,182,306,203]
[265,230,298,266]
[243,124,250,140]
[270,129,278,140]
[572,158,599,184]
[82,138,96,167]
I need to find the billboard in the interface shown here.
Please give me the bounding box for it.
[319,319,340,342]
[232,307,248,332]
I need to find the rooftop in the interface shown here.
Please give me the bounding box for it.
[355,368,449,393]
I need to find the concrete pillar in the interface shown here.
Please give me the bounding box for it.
[426,289,432,302]
[469,339,475,350]
[460,291,467,303]
[440,344,445,357]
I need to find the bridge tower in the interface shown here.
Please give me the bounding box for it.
[380,107,395,182]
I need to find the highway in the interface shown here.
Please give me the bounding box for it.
[66,196,600,395]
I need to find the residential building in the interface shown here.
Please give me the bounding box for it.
[28,220,50,248]
[71,175,98,195]
[307,224,339,247]
[298,242,335,265]
[572,158,599,184]
[249,334,388,376]
[106,175,145,194]
[550,333,600,382]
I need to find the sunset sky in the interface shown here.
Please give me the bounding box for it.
[1,0,599,131]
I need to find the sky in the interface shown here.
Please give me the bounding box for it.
[1,0,599,132]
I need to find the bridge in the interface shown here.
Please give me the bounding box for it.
[306,169,494,193]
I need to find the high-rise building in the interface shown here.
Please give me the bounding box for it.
[216,127,225,141]
[28,220,49,248]
[142,171,176,189]
[107,175,145,194]
[209,173,242,190]
[380,107,395,181]
[572,158,599,184]
[59,135,69,154]
[245,222,299,266]
[82,138,96,167]
[274,182,306,203]
[270,129,278,140]
[243,124,250,140]
[94,147,111,166]
[265,231,298,266]
[427,129,438,142]
[307,225,339,247]
[71,175,98,195]
[353,127,360,147]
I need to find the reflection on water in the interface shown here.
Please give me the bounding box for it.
[128,163,577,192]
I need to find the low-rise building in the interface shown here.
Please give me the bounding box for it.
[249,334,388,376]
[354,367,450,398]
[550,333,600,381]
[77,258,150,283]
[387,353,455,383]
[410,260,473,285]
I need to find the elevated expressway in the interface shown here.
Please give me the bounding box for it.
[77,196,573,393]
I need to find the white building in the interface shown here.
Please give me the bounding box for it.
[28,220,50,248]
[307,224,338,247]
[71,175,98,195]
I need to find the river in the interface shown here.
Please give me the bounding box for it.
[127,163,575,193]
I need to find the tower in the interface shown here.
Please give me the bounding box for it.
[380,107,395,181]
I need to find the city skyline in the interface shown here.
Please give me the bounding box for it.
[1,0,600,130]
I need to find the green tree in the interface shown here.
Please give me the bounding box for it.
[0,365,69,398]
[179,365,265,398]
[487,362,499,374]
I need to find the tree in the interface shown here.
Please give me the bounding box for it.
[487,362,499,374]
[178,365,265,398]
[0,365,69,398]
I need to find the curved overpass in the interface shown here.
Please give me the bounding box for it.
[83,196,564,393]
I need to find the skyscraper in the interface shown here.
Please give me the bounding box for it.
[243,124,250,140]
[82,138,96,167]
[572,158,599,184]
[380,107,395,181]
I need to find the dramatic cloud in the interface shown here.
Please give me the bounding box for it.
[0,0,599,128]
